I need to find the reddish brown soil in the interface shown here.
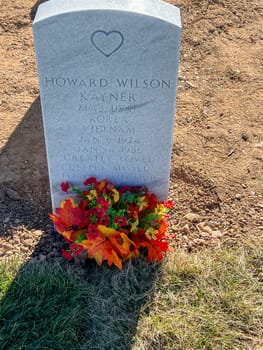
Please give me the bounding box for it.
[0,0,262,261]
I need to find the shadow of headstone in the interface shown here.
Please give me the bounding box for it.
[0,97,53,237]
[0,256,161,349]
[0,94,65,260]
[0,97,49,206]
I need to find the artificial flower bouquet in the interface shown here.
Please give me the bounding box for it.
[49,177,174,269]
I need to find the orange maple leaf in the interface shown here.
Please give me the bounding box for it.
[50,197,84,232]
[107,249,122,270]
[60,229,74,241]
[109,233,134,257]
[82,233,123,269]
[98,225,134,257]
[98,225,119,237]
[140,231,169,262]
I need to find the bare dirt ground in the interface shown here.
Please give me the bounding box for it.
[0,0,262,261]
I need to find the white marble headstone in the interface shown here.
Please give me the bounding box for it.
[33,0,181,209]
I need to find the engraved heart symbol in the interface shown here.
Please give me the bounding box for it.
[91,31,124,57]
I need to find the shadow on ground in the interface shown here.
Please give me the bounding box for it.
[0,92,162,349]
[0,97,49,205]
[0,256,161,350]
[0,97,52,235]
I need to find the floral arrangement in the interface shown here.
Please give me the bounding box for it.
[49,177,174,269]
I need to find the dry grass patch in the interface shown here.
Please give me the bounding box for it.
[133,238,263,350]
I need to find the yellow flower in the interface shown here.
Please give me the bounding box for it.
[112,189,120,203]
[130,218,139,232]
[87,189,98,200]
[155,204,166,216]
[145,227,158,240]
[137,196,147,211]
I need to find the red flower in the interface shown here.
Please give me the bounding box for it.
[114,216,128,227]
[163,200,174,209]
[95,179,107,192]
[145,192,158,209]
[94,207,107,218]
[96,215,110,226]
[61,182,69,193]
[62,249,73,261]
[84,177,97,186]
[106,182,114,191]
[128,204,138,218]
[130,186,144,193]
[96,198,109,210]
[69,243,84,256]
[87,225,99,240]
[119,186,130,194]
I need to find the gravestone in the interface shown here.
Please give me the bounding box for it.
[33,0,181,210]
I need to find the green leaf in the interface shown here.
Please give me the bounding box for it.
[76,234,87,243]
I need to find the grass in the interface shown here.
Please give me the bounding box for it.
[0,238,262,350]
[0,257,159,350]
[0,259,91,349]
[133,239,263,350]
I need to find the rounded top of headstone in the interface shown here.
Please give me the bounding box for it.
[33,0,181,28]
